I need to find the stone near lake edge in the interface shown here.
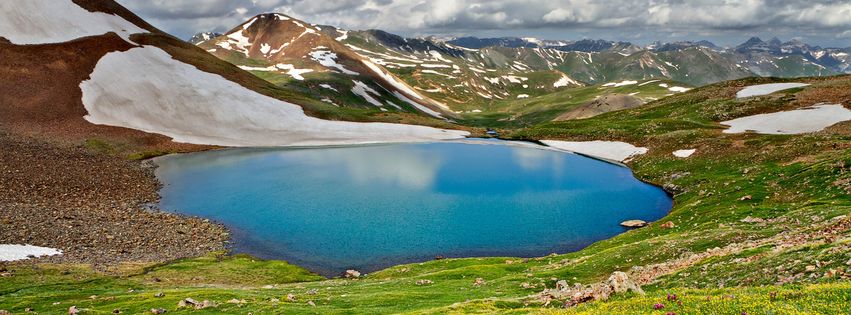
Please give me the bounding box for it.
[620,220,649,228]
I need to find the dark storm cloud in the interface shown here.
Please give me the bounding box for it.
[116,0,851,46]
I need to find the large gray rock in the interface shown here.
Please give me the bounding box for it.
[620,220,648,228]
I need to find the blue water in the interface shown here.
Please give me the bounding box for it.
[155,140,671,276]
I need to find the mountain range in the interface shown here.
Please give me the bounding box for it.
[190,16,849,126]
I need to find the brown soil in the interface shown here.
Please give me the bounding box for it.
[555,94,644,121]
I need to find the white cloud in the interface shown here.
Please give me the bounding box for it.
[117,0,851,46]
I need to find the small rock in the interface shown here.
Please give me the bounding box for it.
[307,289,318,295]
[307,301,316,307]
[0,310,8,315]
[740,216,765,223]
[178,298,199,308]
[150,309,166,314]
[739,195,753,201]
[195,300,214,309]
[68,306,79,315]
[270,298,280,303]
[286,293,297,301]
[226,299,246,304]
[473,278,486,286]
[154,292,165,298]
[805,265,816,272]
[113,309,121,314]
[344,269,361,278]
[620,220,648,228]
[660,221,676,229]
[415,279,433,285]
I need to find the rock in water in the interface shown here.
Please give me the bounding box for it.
[620,220,648,228]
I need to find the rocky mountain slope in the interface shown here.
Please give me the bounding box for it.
[196,14,456,119]
[192,19,845,128]
[0,0,468,149]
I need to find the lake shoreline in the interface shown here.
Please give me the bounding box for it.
[154,140,672,277]
[2,134,673,279]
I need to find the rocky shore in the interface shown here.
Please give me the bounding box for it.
[0,132,227,266]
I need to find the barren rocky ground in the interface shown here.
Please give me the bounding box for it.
[0,131,227,267]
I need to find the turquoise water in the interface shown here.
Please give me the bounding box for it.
[155,140,671,276]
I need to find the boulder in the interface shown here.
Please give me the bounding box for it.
[659,221,676,229]
[607,271,644,295]
[620,220,648,228]
[344,269,361,278]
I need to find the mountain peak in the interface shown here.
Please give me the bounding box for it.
[743,37,764,45]
[188,31,221,45]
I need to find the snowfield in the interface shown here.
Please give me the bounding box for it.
[736,83,810,98]
[722,104,851,135]
[80,47,468,146]
[0,244,61,262]
[541,140,648,162]
[0,0,147,45]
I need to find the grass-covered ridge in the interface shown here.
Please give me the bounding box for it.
[2,75,850,314]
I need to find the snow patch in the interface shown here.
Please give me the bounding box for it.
[0,244,61,261]
[351,80,384,107]
[309,50,358,75]
[335,29,348,41]
[673,149,696,158]
[736,83,810,98]
[554,74,580,88]
[668,86,691,93]
[517,94,530,99]
[361,60,425,100]
[0,0,147,45]
[392,91,444,118]
[275,64,313,80]
[541,140,648,162]
[319,84,338,92]
[722,104,851,135]
[80,46,468,146]
[603,80,639,87]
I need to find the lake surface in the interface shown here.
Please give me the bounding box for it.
[155,140,672,276]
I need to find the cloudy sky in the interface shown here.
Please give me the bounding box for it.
[117,0,851,47]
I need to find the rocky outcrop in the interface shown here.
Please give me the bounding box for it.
[536,271,644,307]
